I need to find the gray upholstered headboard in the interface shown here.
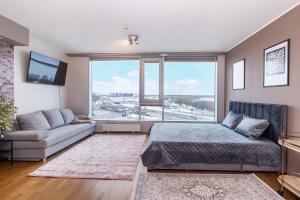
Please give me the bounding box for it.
[229,101,288,143]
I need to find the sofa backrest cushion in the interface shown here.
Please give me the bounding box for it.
[42,109,65,129]
[60,108,75,125]
[17,111,51,130]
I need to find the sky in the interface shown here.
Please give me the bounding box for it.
[92,60,215,95]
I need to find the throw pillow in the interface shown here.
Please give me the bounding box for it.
[60,108,75,125]
[17,111,51,130]
[234,116,270,139]
[221,111,244,129]
[42,109,65,129]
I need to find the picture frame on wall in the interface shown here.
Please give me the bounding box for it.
[232,59,245,90]
[264,39,289,87]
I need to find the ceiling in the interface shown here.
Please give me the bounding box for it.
[0,0,299,53]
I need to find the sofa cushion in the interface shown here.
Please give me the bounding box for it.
[46,122,96,147]
[42,109,65,129]
[60,108,75,125]
[17,111,51,130]
[4,130,49,141]
[12,121,96,149]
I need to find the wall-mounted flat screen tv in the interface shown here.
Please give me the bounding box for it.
[27,51,68,86]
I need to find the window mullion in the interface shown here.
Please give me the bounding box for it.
[161,57,165,121]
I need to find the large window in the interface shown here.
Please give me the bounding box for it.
[164,62,216,121]
[92,60,140,120]
[91,59,216,121]
[144,62,160,99]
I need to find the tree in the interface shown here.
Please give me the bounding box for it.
[0,94,17,138]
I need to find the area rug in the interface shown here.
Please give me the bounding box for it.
[132,173,283,200]
[29,134,146,180]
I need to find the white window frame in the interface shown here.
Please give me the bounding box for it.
[139,57,164,106]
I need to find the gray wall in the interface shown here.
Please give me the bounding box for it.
[216,55,226,122]
[0,14,29,46]
[65,57,90,115]
[225,5,300,171]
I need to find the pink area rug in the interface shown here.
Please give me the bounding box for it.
[29,134,146,180]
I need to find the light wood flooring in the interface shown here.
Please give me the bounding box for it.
[0,134,298,200]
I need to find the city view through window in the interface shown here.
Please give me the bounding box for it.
[91,60,216,121]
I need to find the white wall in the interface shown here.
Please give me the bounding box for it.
[65,57,90,115]
[14,36,69,114]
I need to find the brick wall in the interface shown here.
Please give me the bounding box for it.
[0,41,14,101]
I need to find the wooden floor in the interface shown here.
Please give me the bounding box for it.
[0,135,298,200]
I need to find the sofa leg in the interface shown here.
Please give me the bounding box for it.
[42,157,47,163]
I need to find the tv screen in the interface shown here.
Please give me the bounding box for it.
[27,51,68,86]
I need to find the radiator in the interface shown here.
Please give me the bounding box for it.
[102,124,141,133]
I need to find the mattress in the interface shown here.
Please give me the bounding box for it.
[141,123,280,169]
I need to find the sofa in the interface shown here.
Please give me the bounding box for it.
[2,108,96,162]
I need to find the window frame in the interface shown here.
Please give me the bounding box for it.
[90,56,217,122]
[139,57,164,106]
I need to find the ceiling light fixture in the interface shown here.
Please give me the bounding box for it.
[128,35,139,46]
[123,24,129,32]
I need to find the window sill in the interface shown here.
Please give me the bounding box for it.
[92,119,216,123]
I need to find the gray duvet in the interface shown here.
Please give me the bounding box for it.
[141,123,280,168]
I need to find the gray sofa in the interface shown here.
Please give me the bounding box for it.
[3,108,96,162]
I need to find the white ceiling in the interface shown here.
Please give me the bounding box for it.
[0,0,299,53]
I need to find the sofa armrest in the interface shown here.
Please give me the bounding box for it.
[4,130,49,141]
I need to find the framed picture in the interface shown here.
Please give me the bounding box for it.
[232,59,245,90]
[264,39,289,87]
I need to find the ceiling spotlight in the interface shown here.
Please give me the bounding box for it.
[123,24,129,32]
[128,35,139,46]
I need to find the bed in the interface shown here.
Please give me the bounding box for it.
[141,101,288,172]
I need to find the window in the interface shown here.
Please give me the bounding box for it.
[91,58,216,121]
[140,58,163,105]
[164,62,216,121]
[144,62,160,99]
[91,60,139,120]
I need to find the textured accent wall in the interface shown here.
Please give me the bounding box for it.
[0,40,14,101]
